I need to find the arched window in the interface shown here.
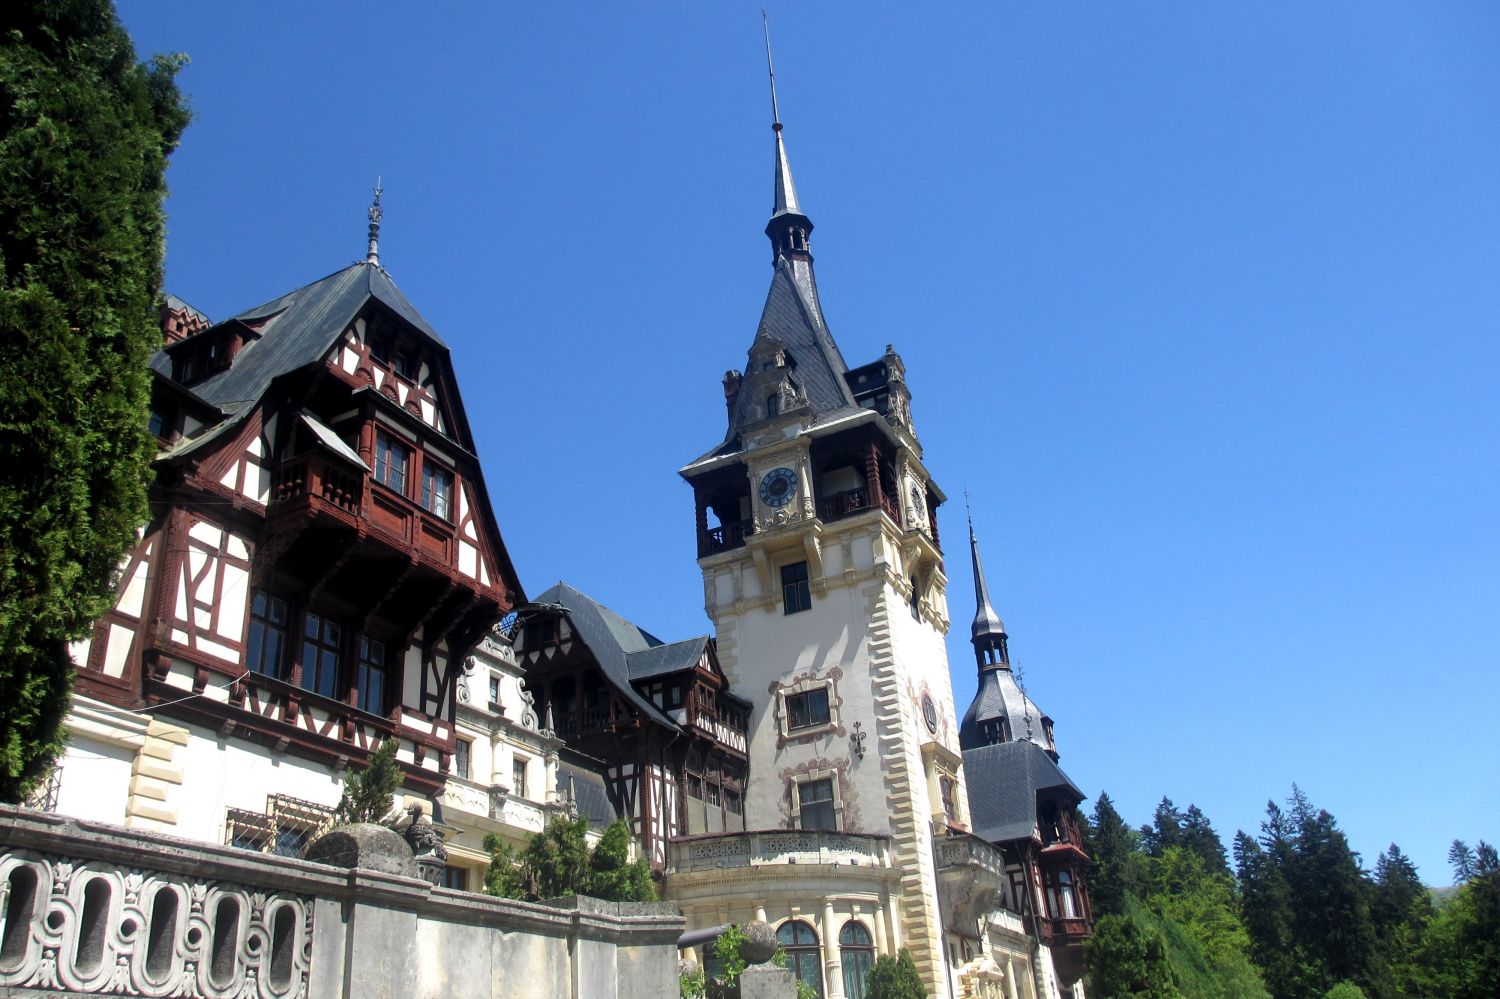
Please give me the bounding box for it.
[840,922,875,999]
[777,920,822,997]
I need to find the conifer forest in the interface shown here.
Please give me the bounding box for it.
[1083,787,1498,999]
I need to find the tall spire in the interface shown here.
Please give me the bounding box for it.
[968,507,1010,670]
[365,179,383,266]
[761,14,812,261]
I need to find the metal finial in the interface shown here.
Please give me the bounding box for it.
[965,488,974,539]
[1014,661,1035,743]
[366,178,383,265]
[762,11,782,132]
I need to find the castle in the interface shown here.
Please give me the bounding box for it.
[25,61,1094,999]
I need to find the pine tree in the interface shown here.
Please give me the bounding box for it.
[333,739,401,824]
[1087,791,1146,917]
[1181,805,1231,877]
[1447,839,1476,882]
[1368,844,1429,999]
[588,818,656,901]
[1141,797,1185,857]
[484,817,655,902]
[0,0,189,799]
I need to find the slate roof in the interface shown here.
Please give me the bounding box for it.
[530,583,698,731]
[151,261,444,421]
[964,740,1084,845]
[958,665,1050,753]
[163,293,210,324]
[555,760,619,829]
[627,637,709,681]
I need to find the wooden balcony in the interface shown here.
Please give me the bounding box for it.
[269,455,363,522]
[699,519,753,557]
[1038,916,1092,944]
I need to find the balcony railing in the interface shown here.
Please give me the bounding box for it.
[270,455,362,516]
[1039,916,1092,943]
[668,829,891,875]
[818,486,870,522]
[701,519,753,556]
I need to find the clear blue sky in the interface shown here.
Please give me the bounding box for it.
[118,3,1499,884]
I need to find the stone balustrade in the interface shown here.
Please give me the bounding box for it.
[0,805,680,998]
[667,829,891,875]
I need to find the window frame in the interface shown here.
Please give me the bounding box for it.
[420,461,454,520]
[781,560,811,614]
[373,430,411,496]
[298,611,343,701]
[776,921,823,998]
[785,687,831,731]
[246,590,289,678]
[512,757,528,799]
[454,737,471,781]
[840,922,875,999]
[355,634,389,715]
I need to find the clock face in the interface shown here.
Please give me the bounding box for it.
[759,467,798,508]
[922,693,939,734]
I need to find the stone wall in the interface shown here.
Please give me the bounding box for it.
[0,805,681,998]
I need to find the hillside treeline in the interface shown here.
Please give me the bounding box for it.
[1083,787,1498,999]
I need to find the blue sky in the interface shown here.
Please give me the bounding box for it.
[117,2,1499,883]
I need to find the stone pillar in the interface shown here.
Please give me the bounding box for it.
[822,900,845,999]
[874,904,890,956]
[885,891,903,950]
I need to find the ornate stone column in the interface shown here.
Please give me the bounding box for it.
[822,900,846,999]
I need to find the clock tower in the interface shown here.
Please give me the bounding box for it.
[675,84,972,997]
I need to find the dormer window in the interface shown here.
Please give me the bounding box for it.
[394,351,418,381]
[766,394,780,418]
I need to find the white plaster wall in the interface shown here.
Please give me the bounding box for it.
[54,737,133,825]
[172,723,347,842]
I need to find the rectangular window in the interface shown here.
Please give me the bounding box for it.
[781,561,811,614]
[442,865,469,891]
[512,758,528,799]
[940,776,956,820]
[246,590,288,676]
[421,463,453,520]
[374,431,410,495]
[786,687,831,731]
[798,778,837,831]
[356,636,387,714]
[488,675,501,705]
[395,351,418,381]
[299,611,342,700]
[455,738,471,780]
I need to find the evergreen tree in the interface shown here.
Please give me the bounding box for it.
[587,817,656,901]
[1141,797,1185,857]
[1415,861,1500,999]
[1367,844,1429,999]
[1182,804,1231,876]
[1086,912,1182,999]
[484,817,655,902]
[1235,829,1311,999]
[1447,839,1476,882]
[333,739,401,824]
[863,950,924,999]
[1087,791,1146,916]
[0,0,189,799]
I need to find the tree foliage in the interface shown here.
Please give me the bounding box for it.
[863,949,924,999]
[483,817,655,902]
[0,0,189,800]
[1086,913,1182,999]
[333,739,401,825]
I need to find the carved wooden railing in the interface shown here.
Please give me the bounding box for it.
[818,486,870,522]
[270,456,361,516]
[701,519,753,556]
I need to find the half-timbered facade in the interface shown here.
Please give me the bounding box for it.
[56,238,524,847]
[511,583,749,870]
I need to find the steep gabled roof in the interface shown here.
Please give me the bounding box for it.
[530,583,697,731]
[150,261,444,420]
[964,741,1084,845]
[627,636,710,682]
